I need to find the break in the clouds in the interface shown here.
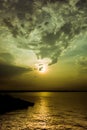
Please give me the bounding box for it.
[0,0,87,66]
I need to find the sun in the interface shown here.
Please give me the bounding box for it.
[38,65,47,73]
[36,64,47,73]
[35,58,50,74]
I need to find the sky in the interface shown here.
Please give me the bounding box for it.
[0,0,87,91]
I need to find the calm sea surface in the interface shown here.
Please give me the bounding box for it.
[0,92,87,130]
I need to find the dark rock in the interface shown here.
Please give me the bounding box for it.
[0,94,34,114]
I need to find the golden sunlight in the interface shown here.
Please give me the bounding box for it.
[35,59,50,73]
[38,64,47,73]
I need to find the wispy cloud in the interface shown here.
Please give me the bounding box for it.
[76,56,87,74]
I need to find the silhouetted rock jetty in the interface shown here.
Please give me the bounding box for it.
[0,94,34,114]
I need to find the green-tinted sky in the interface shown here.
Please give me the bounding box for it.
[0,0,87,91]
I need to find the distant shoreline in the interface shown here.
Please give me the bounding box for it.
[0,90,87,93]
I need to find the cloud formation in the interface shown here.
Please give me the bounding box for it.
[76,56,87,74]
[0,52,15,64]
[0,0,87,65]
[0,63,32,79]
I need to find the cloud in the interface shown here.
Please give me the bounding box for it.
[0,63,32,79]
[0,62,33,89]
[78,57,87,66]
[0,0,87,65]
[76,56,87,74]
[0,52,15,64]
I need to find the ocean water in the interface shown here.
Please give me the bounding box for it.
[0,92,87,130]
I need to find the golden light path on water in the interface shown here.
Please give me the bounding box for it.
[31,92,54,129]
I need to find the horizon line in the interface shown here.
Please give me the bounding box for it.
[0,90,87,92]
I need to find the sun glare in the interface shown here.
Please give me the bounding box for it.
[39,65,47,73]
[35,59,50,74]
[36,64,48,73]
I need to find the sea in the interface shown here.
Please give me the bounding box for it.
[0,92,87,130]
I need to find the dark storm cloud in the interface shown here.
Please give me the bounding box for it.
[0,62,32,89]
[0,63,32,79]
[0,0,87,65]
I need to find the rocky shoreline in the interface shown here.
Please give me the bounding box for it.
[0,94,34,114]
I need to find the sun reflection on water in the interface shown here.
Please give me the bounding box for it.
[27,95,50,129]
